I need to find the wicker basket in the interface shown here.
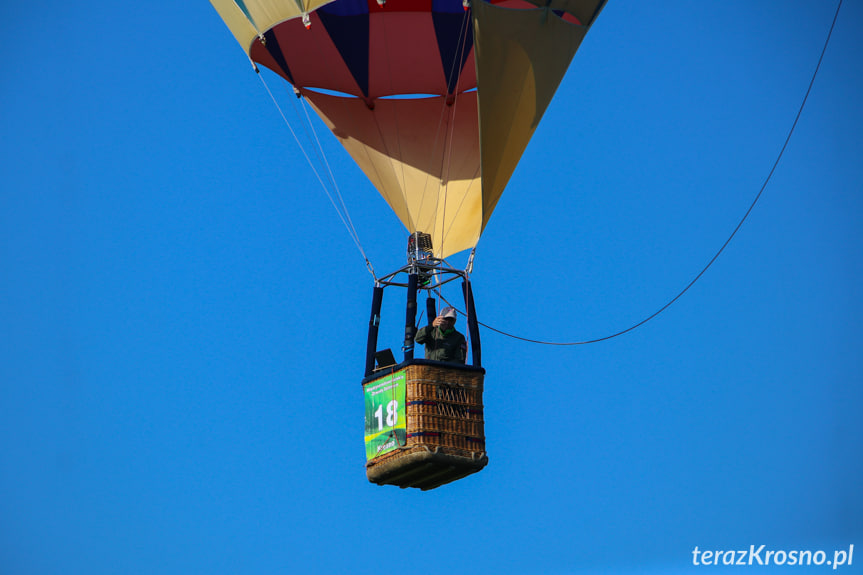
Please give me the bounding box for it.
[364,360,487,490]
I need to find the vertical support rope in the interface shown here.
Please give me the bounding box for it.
[376,7,414,236]
[437,8,475,255]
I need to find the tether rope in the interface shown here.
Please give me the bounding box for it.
[447,0,843,346]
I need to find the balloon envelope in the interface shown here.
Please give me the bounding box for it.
[210,0,605,257]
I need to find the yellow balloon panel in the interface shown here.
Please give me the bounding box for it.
[304,90,482,258]
[473,0,590,229]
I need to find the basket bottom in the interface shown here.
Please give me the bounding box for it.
[366,447,488,491]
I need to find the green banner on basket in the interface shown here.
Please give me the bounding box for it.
[363,370,407,461]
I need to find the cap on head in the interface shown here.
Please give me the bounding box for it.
[440,306,457,319]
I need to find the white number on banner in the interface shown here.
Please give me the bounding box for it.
[374,400,399,431]
[374,404,383,430]
[386,400,398,427]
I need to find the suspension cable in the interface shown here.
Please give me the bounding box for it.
[437,9,476,253]
[256,69,377,280]
[450,0,843,346]
[294,92,376,277]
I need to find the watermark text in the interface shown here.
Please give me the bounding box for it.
[692,545,854,569]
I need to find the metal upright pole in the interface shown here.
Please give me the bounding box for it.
[462,279,481,368]
[365,285,384,377]
[403,273,418,361]
[426,296,437,327]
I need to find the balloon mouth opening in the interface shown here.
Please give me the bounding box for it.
[293,86,476,101]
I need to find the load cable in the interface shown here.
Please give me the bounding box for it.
[256,69,377,280]
[447,0,843,346]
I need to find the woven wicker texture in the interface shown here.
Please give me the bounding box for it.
[365,363,487,489]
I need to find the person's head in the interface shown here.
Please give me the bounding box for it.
[439,306,457,326]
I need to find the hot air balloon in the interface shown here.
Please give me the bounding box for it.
[210,0,606,489]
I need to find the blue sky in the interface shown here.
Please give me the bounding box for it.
[2,1,861,574]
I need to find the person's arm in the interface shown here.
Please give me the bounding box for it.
[415,325,430,345]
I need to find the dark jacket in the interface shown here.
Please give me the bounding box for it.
[415,325,467,363]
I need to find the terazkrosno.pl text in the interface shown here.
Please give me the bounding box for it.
[692,545,854,569]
